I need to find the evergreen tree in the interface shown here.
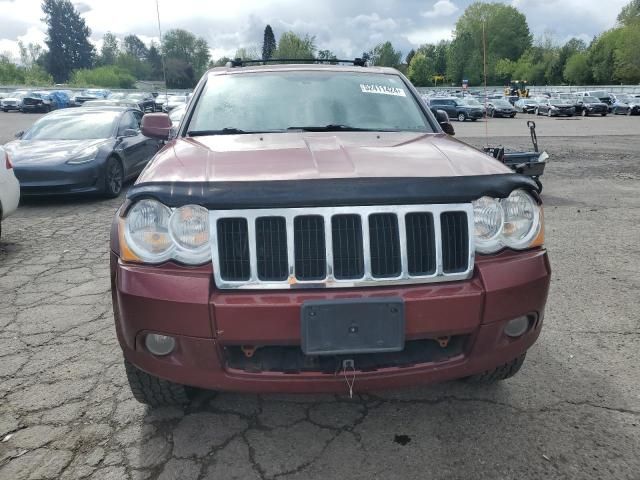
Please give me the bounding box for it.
[100,32,119,66]
[123,35,149,60]
[146,42,164,79]
[41,0,95,82]
[262,25,276,60]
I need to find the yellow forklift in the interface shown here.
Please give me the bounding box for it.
[504,80,530,98]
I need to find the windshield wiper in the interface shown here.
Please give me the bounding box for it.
[187,128,268,136]
[286,124,390,132]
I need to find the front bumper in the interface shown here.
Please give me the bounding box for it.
[13,160,105,195]
[1,104,21,111]
[112,249,551,393]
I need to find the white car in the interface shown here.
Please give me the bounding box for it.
[0,146,20,238]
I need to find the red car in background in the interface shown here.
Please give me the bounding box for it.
[110,61,550,406]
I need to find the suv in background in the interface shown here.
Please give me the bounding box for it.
[112,61,550,406]
[428,97,484,122]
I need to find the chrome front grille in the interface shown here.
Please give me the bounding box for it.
[209,204,475,289]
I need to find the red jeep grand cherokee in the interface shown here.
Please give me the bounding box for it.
[110,62,550,406]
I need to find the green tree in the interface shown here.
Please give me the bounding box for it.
[123,34,148,60]
[407,53,435,86]
[614,23,640,82]
[433,40,449,76]
[116,52,151,80]
[564,52,591,84]
[447,2,531,84]
[70,65,135,88]
[100,32,119,66]
[317,49,337,62]
[163,29,211,79]
[589,29,623,83]
[369,41,402,67]
[212,56,231,67]
[18,41,43,68]
[274,32,316,59]
[262,25,276,60]
[41,0,95,82]
[234,46,260,61]
[405,49,416,66]
[617,0,640,25]
[146,42,163,79]
[164,58,194,89]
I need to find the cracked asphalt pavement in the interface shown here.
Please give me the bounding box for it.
[0,113,639,479]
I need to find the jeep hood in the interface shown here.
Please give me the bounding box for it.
[137,132,511,184]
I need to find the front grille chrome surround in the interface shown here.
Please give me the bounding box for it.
[209,204,475,290]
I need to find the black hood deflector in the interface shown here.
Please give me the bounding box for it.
[126,174,540,210]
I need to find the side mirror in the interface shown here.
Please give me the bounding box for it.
[435,109,455,136]
[15,130,24,139]
[141,113,172,140]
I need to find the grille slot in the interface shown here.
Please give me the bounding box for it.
[331,215,364,279]
[256,217,288,281]
[210,204,472,289]
[405,212,436,276]
[368,213,401,278]
[217,218,250,281]
[441,211,469,273]
[294,216,326,280]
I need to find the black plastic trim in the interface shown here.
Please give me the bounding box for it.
[126,174,540,211]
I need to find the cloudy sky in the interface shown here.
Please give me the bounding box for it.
[0,0,630,62]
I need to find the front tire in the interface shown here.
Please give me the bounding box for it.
[103,157,124,198]
[457,113,466,122]
[465,354,527,383]
[125,360,191,407]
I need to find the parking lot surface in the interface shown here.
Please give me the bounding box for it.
[0,112,639,479]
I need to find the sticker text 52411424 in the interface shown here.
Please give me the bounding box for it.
[360,84,406,97]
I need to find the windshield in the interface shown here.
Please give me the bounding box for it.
[187,71,432,134]
[463,98,481,106]
[583,97,600,102]
[493,100,512,107]
[589,91,607,98]
[550,100,570,105]
[23,112,118,140]
[127,94,145,100]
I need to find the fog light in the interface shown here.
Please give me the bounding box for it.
[145,334,176,356]
[504,316,530,338]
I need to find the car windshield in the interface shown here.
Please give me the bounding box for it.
[23,112,119,140]
[616,95,631,102]
[583,97,600,102]
[589,91,607,98]
[550,100,570,105]
[494,100,512,107]
[127,94,146,100]
[187,71,432,134]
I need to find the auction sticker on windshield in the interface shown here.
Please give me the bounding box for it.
[360,84,406,97]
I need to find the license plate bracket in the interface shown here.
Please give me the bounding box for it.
[301,298,405,356]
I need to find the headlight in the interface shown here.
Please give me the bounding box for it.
[122,200,211,265]
[472,190,543,254]
[473,196,504,254]
[169,205,211,263]
[124,199,173,262]
[67,145,100,164]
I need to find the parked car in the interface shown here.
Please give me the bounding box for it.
[111,62,550,405]
[72,89,111,105]
[514,98,539,113]
[169,103,186,130]
[126,92,156,113]
[613,94,640,115]
[487,99,517,118]
[576,96,608,116]
[165,95,189,112]
[82,99,142,110]
[4,107,160,197]
[1,90,28,112]
[0,146,20,238]
[428,97,483,121]
[20,91,55,113]
[609,97,631,115]
[535,99,575,117]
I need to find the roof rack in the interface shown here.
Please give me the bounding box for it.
[228,58,368,68]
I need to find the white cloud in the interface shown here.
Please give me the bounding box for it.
[421,0,459,19]
[405,26,454,45]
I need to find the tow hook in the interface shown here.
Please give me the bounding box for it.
[437,336,451,348]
